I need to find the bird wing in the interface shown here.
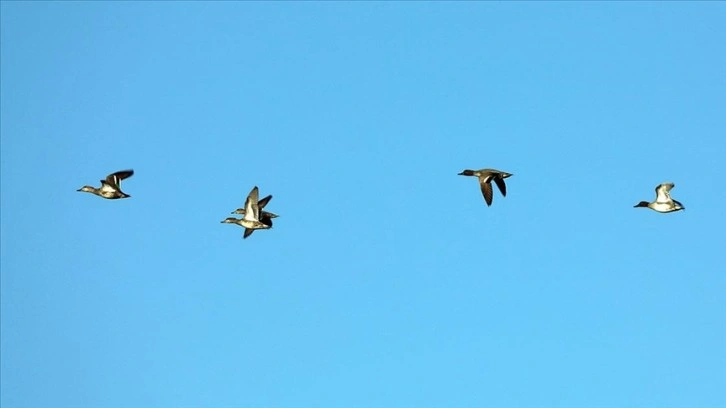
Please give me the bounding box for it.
[243,186,260,221]
[493,176,507,197]
[105,170,134,188]
[257,194,272,209]
[655,183,674,203]
[479,178,494,206]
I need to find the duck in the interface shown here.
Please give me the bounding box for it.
[77,169,134,199]
[231,194,279,220]
[221,186,272,238]
[634,182,685,213]
[229,192,279,238]
[458,168,513,206]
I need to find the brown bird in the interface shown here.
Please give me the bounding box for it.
[458,168,513,206]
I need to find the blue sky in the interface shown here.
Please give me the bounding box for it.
[2,3,725,407]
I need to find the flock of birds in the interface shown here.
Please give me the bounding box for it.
[77,167,685,239]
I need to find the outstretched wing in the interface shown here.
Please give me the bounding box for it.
[655,183,674,203]
[479,178,494,206]
[257,194,272,209]
[105,169,134,188]
[493,176,507,197]
[243,186,260,221]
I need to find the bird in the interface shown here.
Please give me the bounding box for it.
[77,169,134,199]
[230,193,279,238]
[221,186,272,238]
[634,182,685,213]
[231,194,279,220]
[458,168,513,206]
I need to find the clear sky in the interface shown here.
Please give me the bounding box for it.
[1,3,725,407]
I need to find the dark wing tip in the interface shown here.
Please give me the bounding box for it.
[480,181,493,206]
[258,195,273,209]
[112,169,134,179]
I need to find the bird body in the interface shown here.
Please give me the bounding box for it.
[458,168,513,206]
[77,170,134,199]
[222,186,273,238]
[634,182,685,213]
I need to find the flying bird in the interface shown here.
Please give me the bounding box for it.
[458,168,513,206]
[230,193,279,238]
[77,169,134,199]
[232,194,279,219]
[221,186,273,238]
[634,182,685,213]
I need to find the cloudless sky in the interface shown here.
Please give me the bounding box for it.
[2,2,725,407]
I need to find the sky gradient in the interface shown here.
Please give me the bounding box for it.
[2,3,725,407]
